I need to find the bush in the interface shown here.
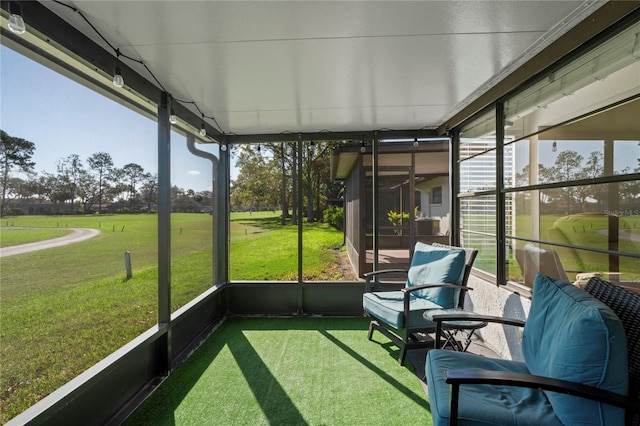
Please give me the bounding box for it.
[323,205,344,231]
[1,207,24,217]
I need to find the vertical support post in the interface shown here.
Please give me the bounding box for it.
[450,128,460,247]
[529,134,540,242]
[217,136,230,284]
[608,214,620,277]
[372,132,379,273]
[496,102,506,285]
[157,91,172,373]
[292,142,298,226]
[604,139,619,277]
[409,150,416,255]
[211,149,218,286]
[297,134,304,314]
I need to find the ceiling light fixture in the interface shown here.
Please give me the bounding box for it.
[7,2,26,34]
[113,50,124,88]
[413,138,419,148]
[360,142,366,153]
[169,107,177,125]
[199,115,207,137]
[552,141,558,152]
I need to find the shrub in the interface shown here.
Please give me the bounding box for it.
[323,205,344,230]
[1,207,24,217]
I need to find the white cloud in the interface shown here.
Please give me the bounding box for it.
[187,170,201,176]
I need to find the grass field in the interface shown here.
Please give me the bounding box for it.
[0,213,215,421]
[0,228,71,247]
[2,210,636,421]
[229,212,345,280]
[0,212,348,421]
[507,213,640,282]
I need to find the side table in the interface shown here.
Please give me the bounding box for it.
[424,308,488,352]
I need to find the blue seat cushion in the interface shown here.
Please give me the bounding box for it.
[363,291,443,330]
[425,349,563,426]
[407,242,466,307]
[523,274,628,426]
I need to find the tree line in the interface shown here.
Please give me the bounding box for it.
[230,141,344,225]
[514,147,640,214]
[0,130,212,216]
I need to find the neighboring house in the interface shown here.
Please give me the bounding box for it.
[331,139,451,277]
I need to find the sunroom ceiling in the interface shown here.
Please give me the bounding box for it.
[36,0,601,140]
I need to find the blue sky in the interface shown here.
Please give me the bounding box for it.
[1,45,216,192]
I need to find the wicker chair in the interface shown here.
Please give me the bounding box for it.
[426,275,640,426]
[585,277,640,426]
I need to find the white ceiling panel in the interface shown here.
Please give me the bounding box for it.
[40,0,600,136]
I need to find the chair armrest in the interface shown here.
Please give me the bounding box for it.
[444,369,639,425]
[401,283,470,294]
[431,313,525,328]
[399,284,471,332]
[364,269,407,291]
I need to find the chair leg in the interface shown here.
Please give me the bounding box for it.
[367,320,376,341]
[398,345,407,365]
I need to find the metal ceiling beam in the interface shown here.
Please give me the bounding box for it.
[226,128,441,143]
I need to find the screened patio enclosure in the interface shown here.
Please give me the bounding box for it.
[332,139,451,277]
[1,1,639,424]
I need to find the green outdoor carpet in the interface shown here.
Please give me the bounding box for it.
[125,317,431,425]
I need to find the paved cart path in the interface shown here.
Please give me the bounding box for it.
[596,229,640,242]
[0,227,101,257]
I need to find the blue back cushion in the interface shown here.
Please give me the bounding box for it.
[406,242,466,308]
[523,274,628,425]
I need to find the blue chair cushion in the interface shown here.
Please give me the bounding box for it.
[407,242,466,307]
[363,291,443,329]
[522,273,628,426]
[425,349,563,426]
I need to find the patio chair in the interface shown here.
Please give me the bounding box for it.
[426,274,639,426]
[515,243,570,286]
[362,242,478,365]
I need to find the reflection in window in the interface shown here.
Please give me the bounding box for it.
[615,140,640,174]
[459,148,497,192]
[459,20,640,288]
[509,180,640,281]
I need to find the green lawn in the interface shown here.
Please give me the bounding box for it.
[0,228,70,247]
[0,212,348,422]
[229,212,346,280]
[509,213,640,281]
[1,213,213,421]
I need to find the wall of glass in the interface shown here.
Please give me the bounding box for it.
[0,46,163,420]
[458,109,499,276]
[456,19,640,290]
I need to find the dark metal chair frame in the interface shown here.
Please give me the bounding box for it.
[364,243,478,365]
